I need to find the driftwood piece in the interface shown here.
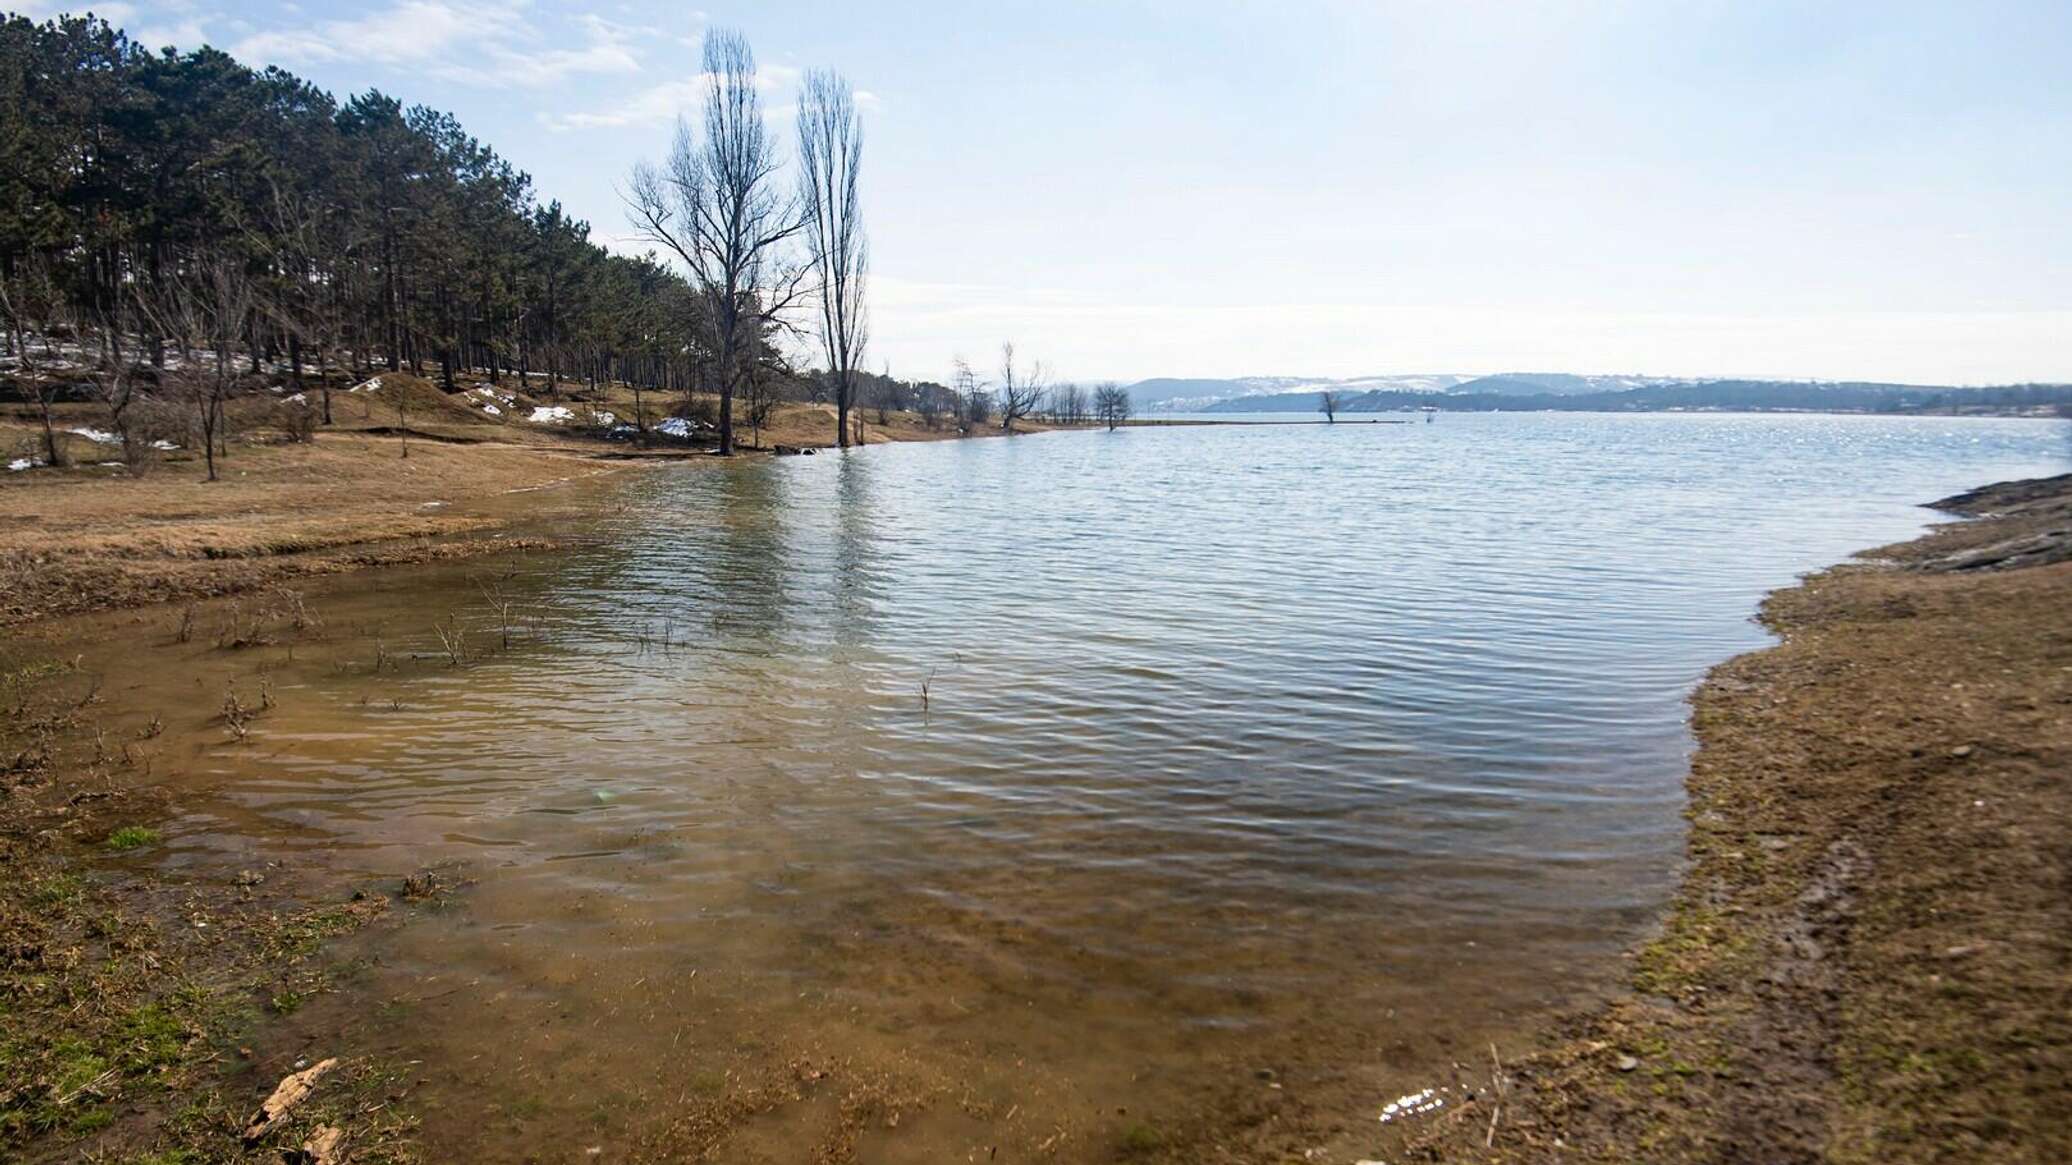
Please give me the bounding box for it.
[284,1124,347,1164]
[242,1057,338,1144]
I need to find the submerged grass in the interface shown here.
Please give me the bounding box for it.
[0,653,434,1161]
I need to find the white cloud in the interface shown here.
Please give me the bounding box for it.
[229,1,639,88]
[14,1,200,53]
[133,19,208,50]
[541,62,805,132]
[10,0,135,20]
[13,1,138,26]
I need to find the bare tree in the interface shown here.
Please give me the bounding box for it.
[1319,390,1339,423]
[1051,382,1087,425]
[797,68,869,450]
[0,258,67,467]
[996,341,1046,433]
[627,29,805,455]
[1093,382,1133,430]
[742,328,793,448]
[250,173,360,428]
[135,251,254,482]
[951,356,983,434]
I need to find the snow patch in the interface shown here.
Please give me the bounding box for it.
[348,376,383,394]
[528,406,575,424]
[284,392,308,404]
[656,417,694,438]
[7,457,38,472]
[69,426,120,445]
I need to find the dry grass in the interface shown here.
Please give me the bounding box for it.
[1,372,626,628]
[0,420,612,627]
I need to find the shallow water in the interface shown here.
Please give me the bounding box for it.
[48,412,2071,1160]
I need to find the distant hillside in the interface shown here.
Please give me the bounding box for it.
[1123,377,1316,411]
[1196,390,1331,412]
[1127,374,1473,411]
[1195,378,2072,417]
[1445,372,1701,396]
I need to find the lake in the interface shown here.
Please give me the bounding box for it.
[63,412,2070,1160]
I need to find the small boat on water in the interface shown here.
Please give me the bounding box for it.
[1420,405,1439,423]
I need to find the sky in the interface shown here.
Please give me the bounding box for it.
[39,0,2072,385]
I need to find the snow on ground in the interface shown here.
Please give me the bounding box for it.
[7,457,38,472]
[464,385,516,417]
[527,404,616,427]
[348,376,383,393]
[69,427,120,444]
[284,392,308,404]
[656,417,693,438]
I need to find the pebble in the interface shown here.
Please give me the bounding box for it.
[1950,745,1974,758]
[1615,1054,1640,1072]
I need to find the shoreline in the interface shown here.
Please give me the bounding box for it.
[1403,472,2071,1163]
[0,381,1160,631]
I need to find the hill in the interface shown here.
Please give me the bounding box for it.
[1189,377,2072,417]
[1126,374,1474,411]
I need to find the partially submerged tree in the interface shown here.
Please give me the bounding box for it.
[627,28,805,455]
[797,68,869,449]
[1094,382,1132,430]
[1319,390,1339,423]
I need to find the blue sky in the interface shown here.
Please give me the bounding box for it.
[46,1,2072,384]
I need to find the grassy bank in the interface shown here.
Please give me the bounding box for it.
[1406,473,2072,1163]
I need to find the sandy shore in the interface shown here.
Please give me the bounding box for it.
[1404,473,2071,1163]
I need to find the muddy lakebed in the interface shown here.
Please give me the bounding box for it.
[30,412,2070,1160]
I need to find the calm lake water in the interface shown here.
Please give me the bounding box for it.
[66,413,2072,1160]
